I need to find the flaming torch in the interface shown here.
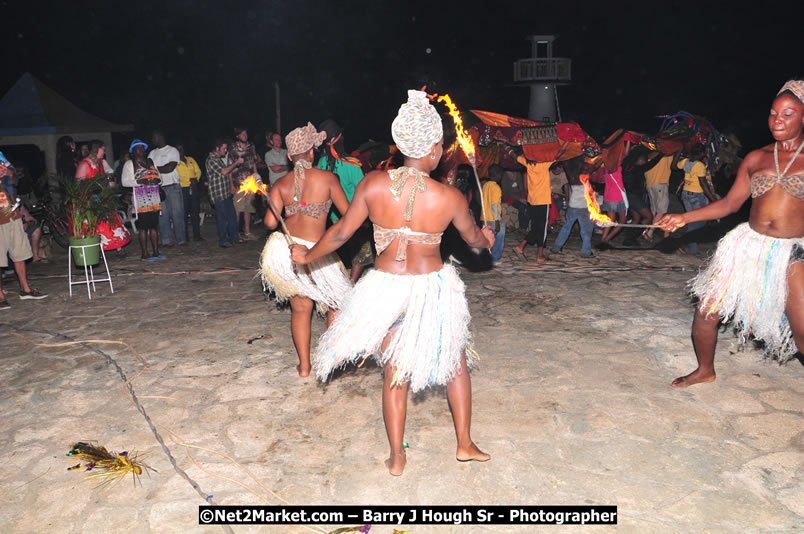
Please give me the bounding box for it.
[238,175,316,277]
[429,93,491,250]
[238,175,295,243]
[579,172,660,229]
[579,173,614,227]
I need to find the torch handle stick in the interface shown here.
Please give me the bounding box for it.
[259,187,295,246]
[469,162,485,220]
[468,160,492,253]
[613,223,662,228]
[258,186,318,279]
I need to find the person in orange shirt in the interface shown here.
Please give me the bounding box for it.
[505,145,554,262]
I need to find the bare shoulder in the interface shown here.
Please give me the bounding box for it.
[273,172,293,192]
[361,169,390,189]
[749,144,773,160]
[431,180,463,201]
[310,167,338,184]
[742,146,771,172]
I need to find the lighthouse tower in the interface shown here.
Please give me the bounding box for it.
[513,35,571,122]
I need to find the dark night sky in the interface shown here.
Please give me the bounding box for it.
[1,1,799,159]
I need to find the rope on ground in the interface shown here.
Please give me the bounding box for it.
[21,266,252,281]
[3,323,329,534]
[515,265,687,274]
[0,468,51,500]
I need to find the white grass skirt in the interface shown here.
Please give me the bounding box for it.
[259,232,351,314]
[691,222,804,362]
[313,264,476,392]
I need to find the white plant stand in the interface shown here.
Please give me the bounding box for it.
[68,242,114,299]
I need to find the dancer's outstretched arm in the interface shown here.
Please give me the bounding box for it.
[449,187,495,249]
[659,152,754,232]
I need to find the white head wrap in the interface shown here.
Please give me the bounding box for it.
[391,90,443,159]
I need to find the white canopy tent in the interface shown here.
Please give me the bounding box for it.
[0,72,133,175]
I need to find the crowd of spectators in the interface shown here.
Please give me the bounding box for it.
[0,123,743,307]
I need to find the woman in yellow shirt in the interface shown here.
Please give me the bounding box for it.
[176,144,203,241]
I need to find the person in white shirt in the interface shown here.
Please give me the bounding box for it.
[148,130,186,246]
[264,132,290,185]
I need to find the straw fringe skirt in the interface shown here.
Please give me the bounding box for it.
[259,232,351,314]
[313,264,476,392]
[691,222,804,362]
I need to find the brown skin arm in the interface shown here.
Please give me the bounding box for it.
[449,187,495,249]
[263,183,285,230]
[658,151,754,232]
[699,173,717,202]
[329,173,350,219]
[157,161,177,174]
[292,173,494,265]
[671,150,682,169]
[75,161,89,179]
[291,176,371,264]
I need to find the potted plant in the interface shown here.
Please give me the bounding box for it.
[58,174,117,265]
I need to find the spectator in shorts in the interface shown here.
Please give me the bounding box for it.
[643,151,680,240]
[20,204,45,262]
[0,166,48,309]
[229,127,260,240]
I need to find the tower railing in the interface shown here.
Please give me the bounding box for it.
[513,58,572,82]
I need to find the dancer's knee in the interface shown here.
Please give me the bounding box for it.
[290,296,313,313]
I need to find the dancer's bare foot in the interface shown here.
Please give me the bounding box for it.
[384,451,406,476]
[296,364,311,378]
[513,245,525,257]
[671,368,716,388]
[536,256,546,263]
[456,442,490,462]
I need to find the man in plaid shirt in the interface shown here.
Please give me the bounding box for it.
[206,138,243,247]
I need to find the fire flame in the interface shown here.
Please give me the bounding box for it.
[579,173,614,226]
[238,175,267,196]
[429,93,476,166]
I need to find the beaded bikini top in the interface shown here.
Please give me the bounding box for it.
[285,199,332,219]
[373,225,442,261]
[751,139,804,200]
[284,159,332,219]
[373,166,442,261]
